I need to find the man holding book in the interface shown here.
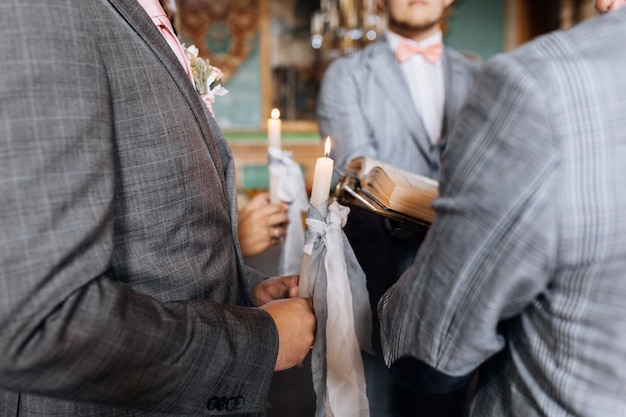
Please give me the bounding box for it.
[317,0,478,415]
[380,2,626,416]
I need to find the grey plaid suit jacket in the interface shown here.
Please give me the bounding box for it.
[317,34,478,179]
[381,8,626,417]
[0,0,274,415]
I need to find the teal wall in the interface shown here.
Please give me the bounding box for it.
[212,36,262,129]
[446,0,506,62]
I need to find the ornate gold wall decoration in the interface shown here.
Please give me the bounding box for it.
[176,0,259,81]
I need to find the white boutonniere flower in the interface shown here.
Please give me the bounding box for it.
[183,44,228,116]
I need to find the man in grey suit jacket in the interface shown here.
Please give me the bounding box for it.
[317,0,477,416]
[380,2,626,416]
[0,0,315,415]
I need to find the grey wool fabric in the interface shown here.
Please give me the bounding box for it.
[0,0,276,415]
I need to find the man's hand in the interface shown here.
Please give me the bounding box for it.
[238,192,289,257]
[253,275,299,306]
[260,297,316,371]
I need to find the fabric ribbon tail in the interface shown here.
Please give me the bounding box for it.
[273,149,309,276]
[305,204,330,417]
[310,201,371,417]
[278,200,306,275]
[342,230,373,355]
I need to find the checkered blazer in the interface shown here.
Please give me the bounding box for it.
[381,8,626,417]
[317,34,478,179]
[0,0,273,415]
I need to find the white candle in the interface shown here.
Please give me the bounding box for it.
[309,137,333,207]
[267,108,281,150]
[268,108,282,204]
[299,137,333,298]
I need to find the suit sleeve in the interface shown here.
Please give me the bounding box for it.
[0,3,277,414]
[317,58,379,168]
[379,52,559,392]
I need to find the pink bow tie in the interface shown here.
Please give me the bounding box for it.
[395,38,443,64]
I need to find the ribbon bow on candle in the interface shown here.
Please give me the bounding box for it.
[395,38,443,64]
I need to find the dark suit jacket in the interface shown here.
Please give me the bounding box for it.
[0,0,274,415]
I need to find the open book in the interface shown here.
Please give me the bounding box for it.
[335,156,439,226]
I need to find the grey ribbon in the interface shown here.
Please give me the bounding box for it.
[268,148,308,275]
[307,201,372,417]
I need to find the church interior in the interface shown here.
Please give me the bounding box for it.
[170,0,600,196]
[181,4,607,411]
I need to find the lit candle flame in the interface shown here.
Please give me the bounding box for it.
[271,108,280,119]
[324,136,331,158]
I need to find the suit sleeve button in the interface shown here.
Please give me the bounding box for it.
[216,396,229,411]
[207,397,218,410]
[228,396,245,410]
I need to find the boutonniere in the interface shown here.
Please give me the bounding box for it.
[183,44,228,116]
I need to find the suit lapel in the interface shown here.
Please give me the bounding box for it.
[106,0,228,198]
[107,0,194,99]
[440,49,465,149]
[369,40,424,131]
[368,37,436,167]
[105,0,249,289]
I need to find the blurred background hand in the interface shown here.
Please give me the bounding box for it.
[238,192,289,257]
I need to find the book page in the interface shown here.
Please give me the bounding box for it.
[362,166,394,206]
[388,172,437,223]
[346,156,438,223]
[344,156,381,177]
